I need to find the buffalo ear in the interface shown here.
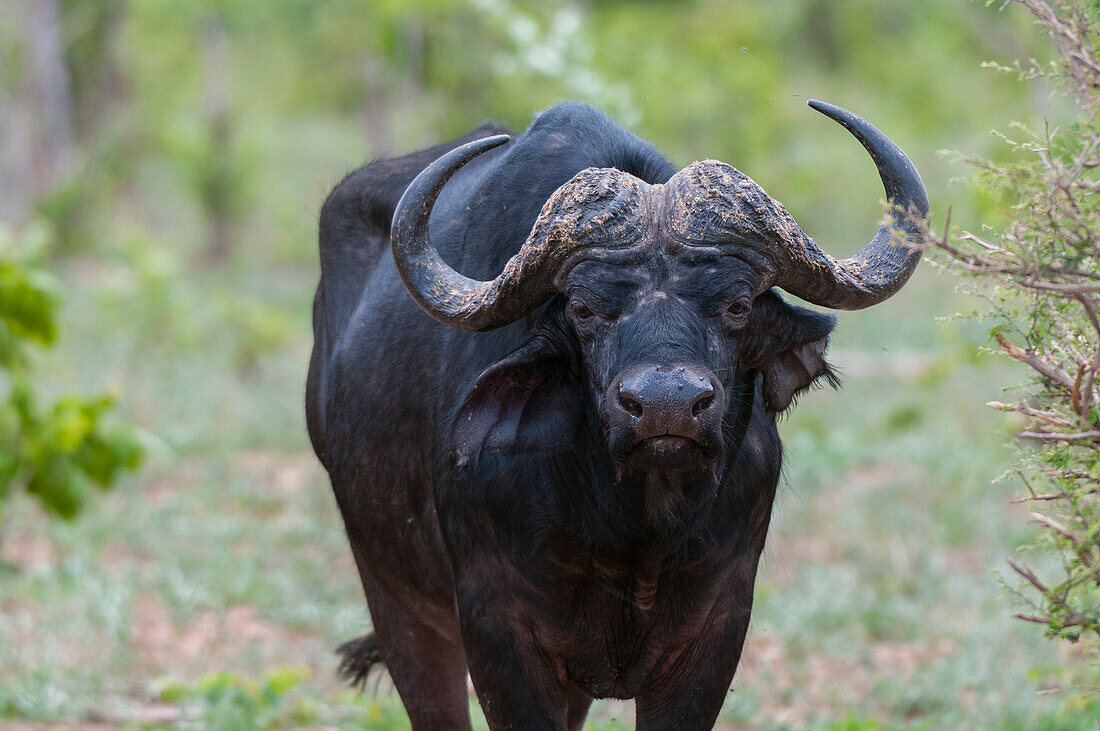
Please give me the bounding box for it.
[741,291,838,413]
[452,338,583,463]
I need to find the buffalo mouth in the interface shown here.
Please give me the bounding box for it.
[619,434,721,529]
[625,434,707,470]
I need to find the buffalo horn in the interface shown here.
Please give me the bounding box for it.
[389,135,554,331]
[772,100,929,310]
[391,135,642,331]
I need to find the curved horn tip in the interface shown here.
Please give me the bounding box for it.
[437,134,511,165]
[806,99,868,131]
[806,98,843,117]
[772,98,930,310]
[393,133,511,231]
[804,98,929,217]
[479,134,512,148]
[805,98,871,137]
[429,134,512,170]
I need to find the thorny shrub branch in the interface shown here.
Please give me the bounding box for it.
[926,0,1100,659]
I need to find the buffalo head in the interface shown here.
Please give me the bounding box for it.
[389,100,928,522]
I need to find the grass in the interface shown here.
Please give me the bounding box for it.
[1,118,1097,729]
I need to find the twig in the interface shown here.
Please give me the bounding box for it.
[1030,512,1095,567]
[1019,278,1100,294]
[1017,429,1100,442]
[987,400,1074,427]
[1013,612,1091,628]
[1011,492,1065,502]
[1073,294,1100,418]
[1008,557,1051,594]
[994,331,1077,390]
[1009,469,1064,503]
[1073,363,1086,420]
[1014,613,1054,625]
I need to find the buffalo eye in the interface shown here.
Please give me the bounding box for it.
[572,303,594,321]
[723,299,751,328]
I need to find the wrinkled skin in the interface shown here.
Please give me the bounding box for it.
[444,264,834,728]
[308,103,844,730]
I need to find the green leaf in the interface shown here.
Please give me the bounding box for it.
[26,457,91,519]
[0,260,59,347]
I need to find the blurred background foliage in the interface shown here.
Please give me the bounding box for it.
[1,0,1098,727]
[0,226,142,522]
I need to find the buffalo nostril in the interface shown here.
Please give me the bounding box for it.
[619,391,644,418]
[691,394,714,417]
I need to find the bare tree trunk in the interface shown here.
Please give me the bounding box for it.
[0,0,75,229]
[26,0,74,181]
[401,13,428,147]
[360,14,429,156]
[201,13,234,265]
[361,54,393,155]
[67,0,129,144]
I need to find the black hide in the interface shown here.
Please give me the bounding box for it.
[307,102,842,731]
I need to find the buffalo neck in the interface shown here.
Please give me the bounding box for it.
[446,369,766,573]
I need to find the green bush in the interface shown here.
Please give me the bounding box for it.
[0,228,142,521]
[929,0,1100,691]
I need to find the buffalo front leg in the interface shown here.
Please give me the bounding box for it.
[356,562,473,731]
[634,609,751,730]
[566,685,593,731]
[455,589,574,730]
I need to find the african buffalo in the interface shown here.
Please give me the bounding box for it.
[306,100,927,730]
